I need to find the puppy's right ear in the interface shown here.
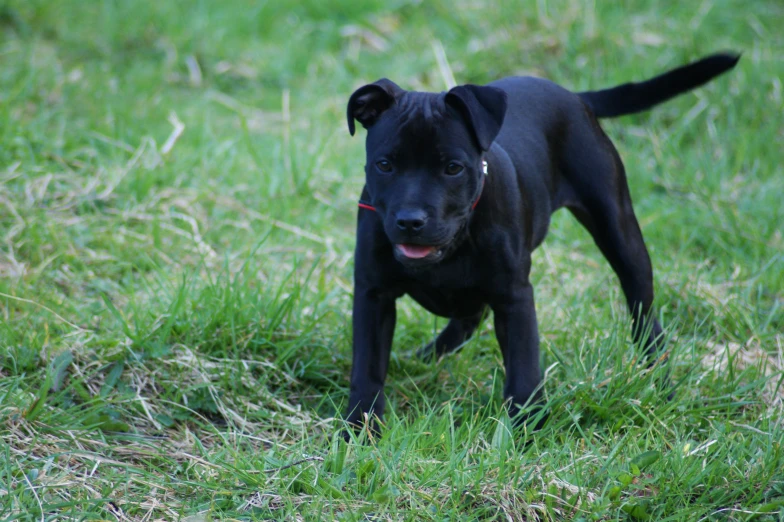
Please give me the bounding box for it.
[346,79,403,136]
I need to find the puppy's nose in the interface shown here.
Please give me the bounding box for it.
[395,209,428,232]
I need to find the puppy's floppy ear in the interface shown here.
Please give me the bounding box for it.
[445,84,507,151]
[347,78,403,136]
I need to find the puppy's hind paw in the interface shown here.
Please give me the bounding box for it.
[415,341,438,361]
[339,414,383,444]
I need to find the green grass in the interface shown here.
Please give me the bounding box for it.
[1,0,783,519]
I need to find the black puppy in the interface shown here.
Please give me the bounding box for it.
[344,53,739,434]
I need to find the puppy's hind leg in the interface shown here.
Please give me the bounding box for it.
[563,134,664,361]
[416,308,486,360]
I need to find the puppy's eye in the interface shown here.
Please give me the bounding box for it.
[445,162,464,175]
[376,160,392,173]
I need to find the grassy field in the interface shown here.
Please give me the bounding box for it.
[1,0,783,520]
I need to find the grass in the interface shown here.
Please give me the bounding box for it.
[1,0,782,519]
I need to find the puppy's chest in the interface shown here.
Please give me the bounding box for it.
[403,282,484,318]
[399,258,485,318]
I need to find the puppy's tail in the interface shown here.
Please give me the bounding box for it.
[579,52,740,118]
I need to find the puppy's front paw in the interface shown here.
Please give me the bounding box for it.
[509,401,549,433]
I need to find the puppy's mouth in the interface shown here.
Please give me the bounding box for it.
[394,243,447,263]
[396,244,438,259]
[390,224,466,266]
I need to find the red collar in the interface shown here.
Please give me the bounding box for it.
[358,160,487,213]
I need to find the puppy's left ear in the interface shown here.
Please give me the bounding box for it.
[347,78,403,136]
[445,85,507,151]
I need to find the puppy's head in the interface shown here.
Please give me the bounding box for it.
[347,79,507,267]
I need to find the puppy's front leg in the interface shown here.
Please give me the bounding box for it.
[491,284,544,425]
[345,285,396,436]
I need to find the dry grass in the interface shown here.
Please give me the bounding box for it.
[2,0,783,520]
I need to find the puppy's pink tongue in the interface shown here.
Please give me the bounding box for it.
[398,244,436,259]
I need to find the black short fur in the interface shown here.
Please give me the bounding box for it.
[343,52,739,437]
